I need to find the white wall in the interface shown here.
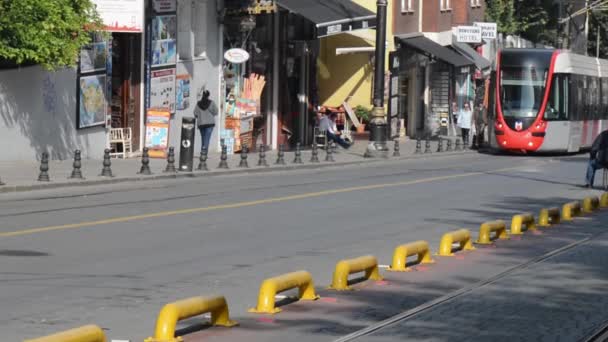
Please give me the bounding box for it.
[0,65,106,161]
[171,0,223,153]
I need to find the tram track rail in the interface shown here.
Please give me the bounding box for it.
[333,231,606,342]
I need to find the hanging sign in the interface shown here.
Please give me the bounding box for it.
[474,22,497,40]
[150,68,176,113]
[456,26,482,44]
[224,48,250,64]
[92,0,144,32]
[153,0,177,13]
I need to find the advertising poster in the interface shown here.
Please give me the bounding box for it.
[176,74,191,110]
[150,68,176,113]
[151,15,177,67]
[92,0,144,32]
[145,110,171,158]
[78,75,107,128]
[80,42,107,73]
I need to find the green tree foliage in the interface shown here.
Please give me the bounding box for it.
[485,0,552,44]
[0,0,103,70]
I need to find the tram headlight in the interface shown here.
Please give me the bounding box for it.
[528,142,534,147]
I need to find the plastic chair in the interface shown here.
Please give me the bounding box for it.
[109,127,132,158]
[314,127,327,149]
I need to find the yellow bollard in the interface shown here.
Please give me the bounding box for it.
[538,207,560,227]
[24,325,106,342]
[329,255,383,291]
[146,296,237,342]
[582,196,599,213]
[476,220,508,244]
[510,213,536,235]
[438,229,475,256]
[562,201,581,221]
[249,271,319,314]
[387,240,435,272]
[600,193,608,207]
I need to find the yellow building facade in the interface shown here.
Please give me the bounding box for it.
[317,0,395,110]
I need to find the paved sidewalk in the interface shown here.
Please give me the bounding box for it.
[177,207,608,342]
[0,137,474,193]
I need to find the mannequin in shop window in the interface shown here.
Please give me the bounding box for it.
[194,90,219,152]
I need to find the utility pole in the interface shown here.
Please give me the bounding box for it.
[586,0,590,55]
[365,0,389,158]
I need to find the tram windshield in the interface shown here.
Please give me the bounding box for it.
[500,67,548,118]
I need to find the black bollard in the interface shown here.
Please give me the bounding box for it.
[455,138,462,151]
[424,139,432,154]
[258,144,269,167]
[293,142,303,164]
[415,138,422,154]
[325,141,335,162]
[197,148,209,171]
[38,152,50,182]
[436,138,444,153]
[275,144,286,165]
[446,139,453,152]
[239,145,250,168]
[100,149,113,177]
[310,143,320,163]
[164,147,177,173]
[393,140,400,157]
[218,144,229,169]
[138,147,153,175]
[69,150,84,179]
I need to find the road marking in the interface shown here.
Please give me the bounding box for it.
[0,165,530,238]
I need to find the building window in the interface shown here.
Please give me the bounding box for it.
[471,0,482,7]
[401,0,413,13]
[440,0,452,11]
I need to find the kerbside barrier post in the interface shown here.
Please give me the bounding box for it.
[510,213,536,235]
[145,296,237,342]
[387,241,434,272]
[539,207,560,227]
[438,229,475,256]
[562,201,581,221]
[329,255,383,290]
[582,196,599,213]
[24,325,106,342]
[249,271,319,314]
[476,220,508,244]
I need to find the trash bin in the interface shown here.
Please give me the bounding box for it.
[179,117,196,172]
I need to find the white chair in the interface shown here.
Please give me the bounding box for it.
[109,127,133,158]
[314,127,327,149]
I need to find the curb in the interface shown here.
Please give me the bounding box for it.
[0,151,476,194]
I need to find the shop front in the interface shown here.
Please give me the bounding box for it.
[221,0,376,152]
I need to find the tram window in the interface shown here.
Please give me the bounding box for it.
[545,74,568,120]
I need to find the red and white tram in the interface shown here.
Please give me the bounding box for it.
[494,48,608,152]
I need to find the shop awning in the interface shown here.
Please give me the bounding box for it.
[276,0,377,38]
[452,41,491,71]
[396,34,473,68]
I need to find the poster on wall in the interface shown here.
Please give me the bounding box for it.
[151,15,177,67]
[176,74,191,110]
[92,0,144,32]
[80,42,107,73]
[78,74,107,128]
[153,0,177,13]
[145,109,171,158]
[150,68,176,113]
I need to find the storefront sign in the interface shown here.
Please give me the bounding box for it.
[78,74,107,128]
[474,22,497,40]
[153,0,177,13]
[176,74,191,110]
[224,48,250,64]
[456,26,482,44]
[150,68,176,113]
[92,0,144,32]
[145,109,171,158]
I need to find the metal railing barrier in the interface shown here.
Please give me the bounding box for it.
[510,213,536,235]
[438,229,475,256]
[387,240,434,272]
[476,220,508,244]
[329,255,383,291]
[24,325,106,342]
[248,271,319,314]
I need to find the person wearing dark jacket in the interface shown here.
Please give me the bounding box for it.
[585,130,608,187]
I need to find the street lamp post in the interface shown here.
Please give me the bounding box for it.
[365,0,389,158]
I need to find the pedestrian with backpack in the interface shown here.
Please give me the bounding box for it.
[585,130,608,188]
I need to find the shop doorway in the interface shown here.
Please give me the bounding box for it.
[110,33,143,151]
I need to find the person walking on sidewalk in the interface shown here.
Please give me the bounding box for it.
[194,90,218,152]
[585,130,608,188]
[457,102,473,146]
[319,111,352,149]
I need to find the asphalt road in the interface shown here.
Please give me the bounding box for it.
[0,152,601,341]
